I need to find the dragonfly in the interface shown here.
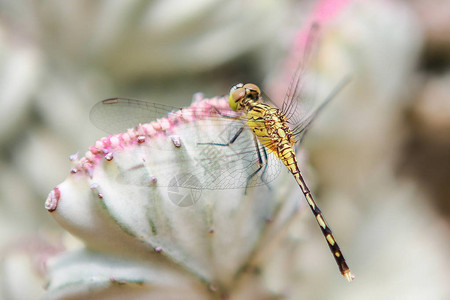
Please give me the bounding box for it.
[89,26,354,282]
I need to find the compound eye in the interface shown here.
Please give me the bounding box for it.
[229,86,246,111]
[229,83,244,94]
[243,83,261,96]
[230,87,246,102]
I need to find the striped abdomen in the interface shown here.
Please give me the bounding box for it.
[245,103,354,281]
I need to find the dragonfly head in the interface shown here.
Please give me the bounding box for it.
[228,83,261,111]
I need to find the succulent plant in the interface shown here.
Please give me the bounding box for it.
[43,93,310,299]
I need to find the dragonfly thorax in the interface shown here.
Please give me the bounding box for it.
[228,83,261,112]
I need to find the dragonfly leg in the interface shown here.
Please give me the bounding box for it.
[211,106,241,119]
[197,127,244,147]
[244,136,270,194]
[260,147,271,185]
[198,127,270,193]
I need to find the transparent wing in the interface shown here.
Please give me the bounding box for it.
[90,97,282,190]
[110,117,282,190]
[281,23,321,126]
[90,98,185,134]
[274,23,350,146]
[291,75,351,144]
